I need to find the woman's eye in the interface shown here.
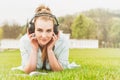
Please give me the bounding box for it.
[37,29,42,32]
[47,30,51,33]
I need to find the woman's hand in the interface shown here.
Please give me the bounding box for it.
[47,32,59,51]
[27,29,39,52]
[46,32,63,71]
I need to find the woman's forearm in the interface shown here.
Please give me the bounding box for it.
[23,50,38,73]
[47,50,63,71]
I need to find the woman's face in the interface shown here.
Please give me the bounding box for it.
[35,18,54,46]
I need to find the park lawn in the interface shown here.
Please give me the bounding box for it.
[0,48,120,80]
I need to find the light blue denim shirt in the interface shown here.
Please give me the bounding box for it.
[19,33,69,70]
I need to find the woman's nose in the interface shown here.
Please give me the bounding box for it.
[41,32,47,38]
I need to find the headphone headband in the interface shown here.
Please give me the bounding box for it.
[30,12,59,26]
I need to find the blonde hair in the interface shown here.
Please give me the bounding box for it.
[35,4,53,64]
[34,4,53,22]
[35,4,51,14]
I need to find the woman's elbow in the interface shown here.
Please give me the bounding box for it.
[52,66,63,72]
[23,66,36,74]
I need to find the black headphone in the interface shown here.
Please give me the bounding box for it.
[28,12,59,35]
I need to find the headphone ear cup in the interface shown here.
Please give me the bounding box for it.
[54,24,58,35]
[28,23,35,34]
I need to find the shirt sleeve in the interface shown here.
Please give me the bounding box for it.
[55,36,70,69]
[19,36,31,68]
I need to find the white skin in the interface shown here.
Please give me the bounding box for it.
[23,17,63,73]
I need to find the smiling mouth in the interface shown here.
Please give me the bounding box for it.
[41,39,47,41]
[41,39,48,42]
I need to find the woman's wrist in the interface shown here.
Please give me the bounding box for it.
[47,46,52,51]
[32,48,38,54]
[47,48,53,53]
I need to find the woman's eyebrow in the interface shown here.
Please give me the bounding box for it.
[37,28,42,30]
[47,28,52,30]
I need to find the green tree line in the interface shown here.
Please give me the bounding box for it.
[58,8,120,48]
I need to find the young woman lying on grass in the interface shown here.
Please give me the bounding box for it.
[12,4,79,74]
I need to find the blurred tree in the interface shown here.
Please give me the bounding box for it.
[109,18,120,48]
[0,27,3,39]
[2,22,22,39]
[58,15,75,33]
[83,9,112,47]
[21,20,28,35]
[71,14,97,39]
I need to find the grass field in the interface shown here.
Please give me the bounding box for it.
[0,48,120,80]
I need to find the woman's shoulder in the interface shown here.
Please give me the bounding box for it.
[58,33,69,42]
[54,33,70,51]
[19,34,30,44]
[20,34,29,41]
[56,32,69,46]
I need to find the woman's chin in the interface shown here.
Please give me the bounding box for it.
[39,42,48,46]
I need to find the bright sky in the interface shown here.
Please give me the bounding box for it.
[0,0,120,25]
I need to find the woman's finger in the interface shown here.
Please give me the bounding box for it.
[28,33,36,40]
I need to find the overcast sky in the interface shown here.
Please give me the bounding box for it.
[0,0,120,25]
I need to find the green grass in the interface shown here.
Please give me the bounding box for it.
[0,48,120,80]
